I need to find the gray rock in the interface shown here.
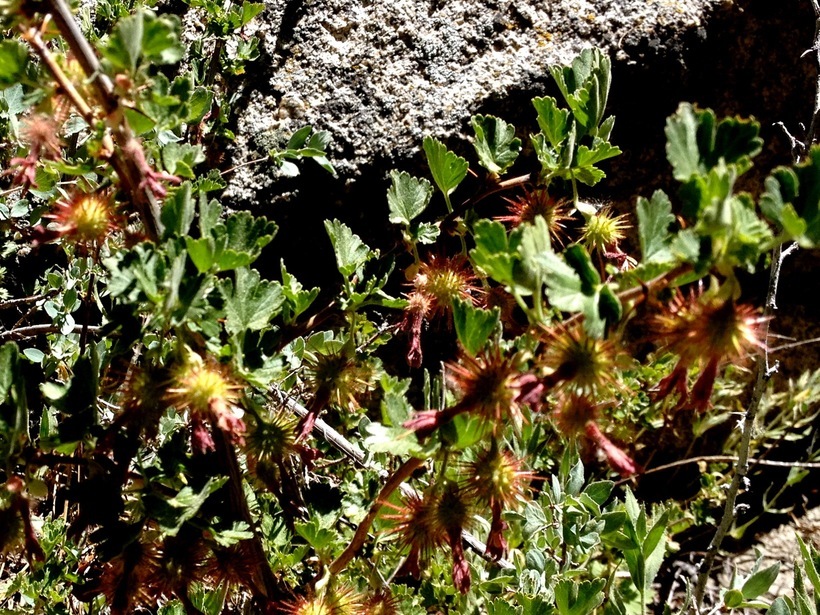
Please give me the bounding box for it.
[223,0,731,206]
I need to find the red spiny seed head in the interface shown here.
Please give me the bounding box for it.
[94,540,163,613]
[245,410,299,464]
[167,353,239,415]
[151,536,210,598]
[383,490,445,561]
[304,351,374,412]
[166,352,245,447]
[462,447,532,510]
[435,482,474,594]
[541,327,619,396]
[20,114,63,161]
[692,299,767,362]
[413,254,481,316]
[554,393,600,436]
[651,293,766,365]
[497,188,571,242]
[435,481,473,537]
[650,293,767,410]
[581,206,630,254]
[45,190,118,247]
[280,595,335,615]
[446,349,524,429]
[204,542,262,592]
[117,365,170,439]
[281,586,364,615]
[363,591,400,615]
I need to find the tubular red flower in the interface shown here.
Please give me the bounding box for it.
[650,293,767,410]
[584,421,638,478]
[4,114,63,191]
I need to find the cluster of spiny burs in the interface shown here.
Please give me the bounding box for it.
[389,186,767,594]
[0,0,772,608]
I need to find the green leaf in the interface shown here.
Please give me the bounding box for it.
[768,597,793,615]
[186,87,213,122]
[198,197,222,235]
[102,10,184,74]
[550,48,611,136]
[123,106,156,135]
[665,104,707,182]
[583,481,614,506]
[538,250,585,311]
[0,39,28,89]
[294,518,337,557]
[161,181,195,238]
[387,170,433,225]
[637,190,676,263]
[287,125,312,149]
[413,222,440,244]
[760,148,820,245]
[471,114,521,175]
[554,579,605,615]
[566,458,585,496]
[238,1,265,27]
[209,521,254,547]
[280,261,319,324]
[363,422,425,457]
[186,237,215,273]
[186,212,276,273]
[380,375,413,427]
[219,212,277,270]
[724,589,745,609]
[0,42,28,89]
[162,143,205,178]
[515,216,554,295]
[160,477,227,536]
[575,140,621,170]
[423,136,469,198]
[219,267,285,334]
[452,298,500,356]
[470,219,517,286]
[797,535,820,596]
[532,96,571,147]
[741,562,781,600]
[22,348,44,363]
[665,103,762,182]
[324,219,373,278]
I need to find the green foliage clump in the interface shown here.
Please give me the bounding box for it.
[0,1,818,614]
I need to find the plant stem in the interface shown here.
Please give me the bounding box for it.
[692,241,796,611]
[211,427,283,602]
[806,0,820,151]
[18,26,95,124]
[0,324,101,341]
[326,456,423,577]
[613,453,820,487]
[36,0,164,240]
[276,387,515,570]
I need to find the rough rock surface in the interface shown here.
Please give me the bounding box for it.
[224,0,730,204]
